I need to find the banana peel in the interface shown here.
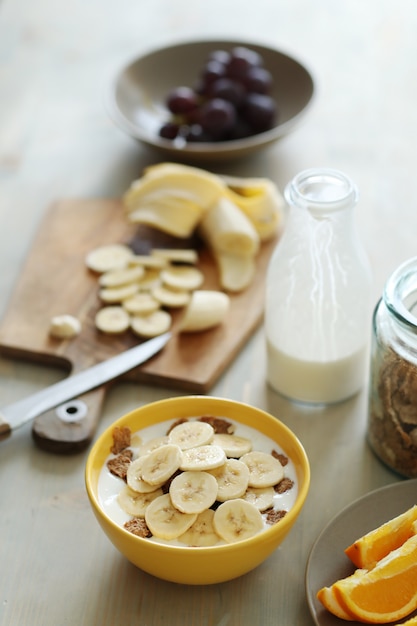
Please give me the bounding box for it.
[122,163,283,291]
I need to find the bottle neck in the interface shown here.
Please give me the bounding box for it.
[285,168,358,217]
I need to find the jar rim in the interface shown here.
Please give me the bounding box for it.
[284,167,358,213]
[384,256,417,330]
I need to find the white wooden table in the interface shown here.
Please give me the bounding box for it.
[1,1,416,624]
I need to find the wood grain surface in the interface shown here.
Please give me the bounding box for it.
[0,198,278,393]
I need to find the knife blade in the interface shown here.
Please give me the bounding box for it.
[0,331,171,439]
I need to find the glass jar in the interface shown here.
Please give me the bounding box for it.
[367,257,417,478]
[265,168,373,404]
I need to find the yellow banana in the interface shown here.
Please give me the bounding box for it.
[123,163,225,238]
[221,174,284,241]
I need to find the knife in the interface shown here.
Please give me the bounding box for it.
[0,332,171,442]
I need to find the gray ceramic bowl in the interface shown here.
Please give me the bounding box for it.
[107,39,314,162]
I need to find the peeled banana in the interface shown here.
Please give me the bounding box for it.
[198,196,260,257]
[122,163,283,293]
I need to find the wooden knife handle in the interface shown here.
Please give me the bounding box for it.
[31,385,107,454]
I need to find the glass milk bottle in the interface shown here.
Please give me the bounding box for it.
[265,168,372,404]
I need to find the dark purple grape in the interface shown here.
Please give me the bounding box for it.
[226,46,263,79]
[207,49,231,66]
[242,93,277,132]
[166,87,199,115]
[200,60,227,94]
[159,122,181,140]
[208,77,246,107]
[199,98,237,138]
[244,66,273,95]
[227,115,253,140]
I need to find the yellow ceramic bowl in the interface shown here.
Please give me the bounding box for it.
[85,396,310,585]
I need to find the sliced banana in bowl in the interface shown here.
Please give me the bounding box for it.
[87,395,310,585]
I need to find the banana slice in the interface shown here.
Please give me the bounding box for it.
[85,244,133,273]
[99,283,139,303]
[152,284,191,308]
[98,266,145,288]
[178,509,221,547]
[126,456,165,494]
[160,266,204,291]
[209,459,250,502]
[179,290,230,332]
[215,252,256,293]
[118,484,164,517]
[168,420,214,450]
[137,435,169,457]
[180,445,226,471]
[122,292,160,315]
[221,174,284,241]
[95,306,130,333]
[240,451,285,488]
[140,443,182,486]
[137,268,162,291]
[130,310,172,338]
[199,196,260,257]
[212,433,253,458]
[49,314,81,339]
[123,163,225,238]
[151,248,198,264]
[129,254,168,269]
[213,499,264,543]
[169,470,218,514]
[145,493,198,540]
[242,486,275,512]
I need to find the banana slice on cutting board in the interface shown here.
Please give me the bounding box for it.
[169,470,218,514]
[130,309,172,338]
[179,290,230,332]
[151,248,198,264]
[95,306,131,333]
[152,284,191,308]
[213,499,264,543]
[178,509,221,547]
[98,266,145,288]
[49,314,81,339]
[118,484,164,517]
[122,292,160,315]
[160,266,204,291]
[145,493,198,540]
[209,459,250,502]
[123,163,225,238]
[85,244,133,273]
[240,451,285,488]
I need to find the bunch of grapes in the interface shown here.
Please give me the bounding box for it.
[159,46,278,144]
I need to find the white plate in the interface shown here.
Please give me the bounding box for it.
[305,479,417,626]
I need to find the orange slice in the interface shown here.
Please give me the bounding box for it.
[345,504,417,569]
[332,534,417,623]
[317,582,357,620]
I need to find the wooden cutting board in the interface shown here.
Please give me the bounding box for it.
[0,198,278,451]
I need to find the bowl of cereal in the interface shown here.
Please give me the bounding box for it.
[85,396,310,584]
